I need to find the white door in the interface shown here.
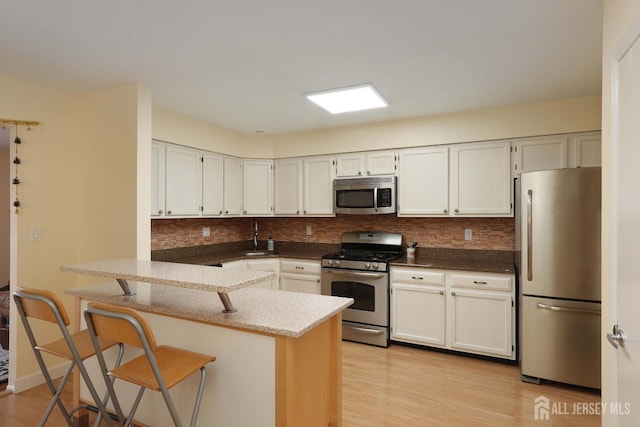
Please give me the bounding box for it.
[165,145,201,216]
[274,158,303,215]
[303,156,335,216]
[202,152,224,216]
[242,159,273,216]
[223,156,242,216]
[397,147,449,216]
[609,18,640,426]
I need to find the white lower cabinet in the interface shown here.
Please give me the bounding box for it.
[391,267,515,360]
[246,259,279,290]
[279,259,321,295]
[391,282,446,346]
[448,288,513,358]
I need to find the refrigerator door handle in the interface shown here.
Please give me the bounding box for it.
[527,189,533,281]
[536,303,600,316]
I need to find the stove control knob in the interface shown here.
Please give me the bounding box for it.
[334,260,341,267]
[372,263,379,270]
[326,260,333,266]
[364,263,371,269]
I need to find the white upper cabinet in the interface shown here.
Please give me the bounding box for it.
[165,144,202,216]
[223,156,242,216]
[274,158,303,215]
[151,141,166,216]
[335,150,396,177]
[397,147,449,216]
[568,131,601,168]
[335,153,364,177]
[303,155,336,216]
[202,152,224,216]
[511,135,568,176]
[242,159,273,216]
[450,141,512,216]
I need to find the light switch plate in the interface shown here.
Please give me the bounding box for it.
[306,226,312,235]
[464,229,472,241]
[203,227,211,237]
[31,226,42,242]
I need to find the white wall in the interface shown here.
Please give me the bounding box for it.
[0,73,146,388]
[264,95,602,158]
[154,95,601,160]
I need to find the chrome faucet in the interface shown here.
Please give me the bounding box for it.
[253,221,258,250]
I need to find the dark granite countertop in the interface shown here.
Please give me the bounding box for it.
[152,241,340,266]
[152,242,515,274]
[391,247,515,274]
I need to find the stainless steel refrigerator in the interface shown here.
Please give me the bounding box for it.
[515,167,601,389]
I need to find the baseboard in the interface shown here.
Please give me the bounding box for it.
[12,360,70,393]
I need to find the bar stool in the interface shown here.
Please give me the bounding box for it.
[84,302,216,427]
[13,288,123,427]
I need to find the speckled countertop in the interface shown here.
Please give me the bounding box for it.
[61,258,353,337]
[61,258,275,292]
[65,281,353,338]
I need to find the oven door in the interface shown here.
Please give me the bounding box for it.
[320,268,388,327]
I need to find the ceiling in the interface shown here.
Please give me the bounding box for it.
[0,1,603,135]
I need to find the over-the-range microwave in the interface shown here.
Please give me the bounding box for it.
[334,176,397,215]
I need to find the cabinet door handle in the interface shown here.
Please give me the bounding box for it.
[219,211,223,214]
[439,290,444,295]
[451,291,456,296]
[454,208,459,213]
[158,210,163,214]
[443,209,448,214]
[167,209,172,215]
[473,281,488,285]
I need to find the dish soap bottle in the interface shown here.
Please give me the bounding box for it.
[267,235,275,252]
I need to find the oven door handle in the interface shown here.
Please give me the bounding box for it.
[344,325,386,335]
[326,270,386,279]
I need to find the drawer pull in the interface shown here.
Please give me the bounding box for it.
[295,266,305,270]
[411,276,423,280]
[473,280,488,285]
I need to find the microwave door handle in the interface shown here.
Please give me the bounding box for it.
[373,187,378,212]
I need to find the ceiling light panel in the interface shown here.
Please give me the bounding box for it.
[306,83,388,114]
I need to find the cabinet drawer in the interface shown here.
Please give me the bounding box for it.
[448,272,513,292]
[391,268,445,286]
[280,259,321,275]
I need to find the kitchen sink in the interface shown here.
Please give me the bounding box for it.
[240,250,278,257]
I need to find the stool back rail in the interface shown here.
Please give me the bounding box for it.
[13,288,124,427]
[84,302,216,427]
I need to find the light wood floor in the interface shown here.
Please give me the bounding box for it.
[0,341,600,426]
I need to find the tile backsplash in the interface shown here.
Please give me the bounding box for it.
[152,215,514,251]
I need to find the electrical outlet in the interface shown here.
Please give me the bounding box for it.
[202,227,211,237]
[464,228,472,241]
[306,226,312,236]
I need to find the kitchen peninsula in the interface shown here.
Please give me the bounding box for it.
[62,259,353,427]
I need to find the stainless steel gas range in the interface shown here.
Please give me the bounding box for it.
[320,231,402,347]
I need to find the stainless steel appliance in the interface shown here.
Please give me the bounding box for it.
[516,167,601,389]
[321,231,402,347]
[334,176,397,215]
